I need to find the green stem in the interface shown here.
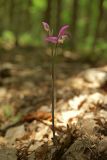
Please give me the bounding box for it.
[51,43,58,144]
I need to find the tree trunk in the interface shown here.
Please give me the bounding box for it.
[0,0,6,35]
[24,0,32,32]
[45,0,52,25]
[71,0,79,50]
[102,5,107,41]
[84,0,92,38]
[93,0,104,48]
[9,0,14,27]
[56,0,62,31]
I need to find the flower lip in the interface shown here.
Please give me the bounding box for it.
[45,36,58,44]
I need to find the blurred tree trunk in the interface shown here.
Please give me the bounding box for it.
[0,0,6,35]
[0,1,3,36]
[71,0,79,50]
[104,16,107,40]
[56,0,62,31]
[9,0,19,46]
[93,0,104,48]
[22,0,32,33]
[45,0,52,25]
[14,0,19,47]
[26,0,32,31]
[102,5,107,41]
[9,0,14,26]
[84,0,92,38]
[13,0,22,47]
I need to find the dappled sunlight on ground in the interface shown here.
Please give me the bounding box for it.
[0,48,107,159]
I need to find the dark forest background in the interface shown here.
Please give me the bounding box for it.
[0,0,107,58]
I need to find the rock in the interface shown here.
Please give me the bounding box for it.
[5,125,25,144]
[82,69,107,87]
[87,92,104,104]
[98,137,107,154]
[61,137,93,160]
[28,152,35,160]
[0,137,7,145]
[0,145,17,160]
[68,95,87,110]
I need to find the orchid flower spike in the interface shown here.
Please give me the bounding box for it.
[42,22,70,44]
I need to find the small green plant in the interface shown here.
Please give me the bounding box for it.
[3,104,14,118]
[42,22,69,144]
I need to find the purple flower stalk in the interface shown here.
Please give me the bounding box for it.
[42,22,69,144]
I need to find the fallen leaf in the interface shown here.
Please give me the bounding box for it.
[22,111,52,122]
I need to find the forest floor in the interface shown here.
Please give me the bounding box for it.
[0,47,107,160]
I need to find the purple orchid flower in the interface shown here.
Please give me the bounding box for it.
[42,22,69,44]
[42,22,50,32]
[45,36,58,44]
[42,22,70,144]
[58,25,69,37]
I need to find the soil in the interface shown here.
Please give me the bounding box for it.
[0,47,107,160]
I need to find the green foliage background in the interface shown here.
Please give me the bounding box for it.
[0,0,107,57]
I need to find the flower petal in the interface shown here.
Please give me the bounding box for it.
[42,22,50,32]
[45,36,58,44]
[58,25,69,37]
[58,35,68,44]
